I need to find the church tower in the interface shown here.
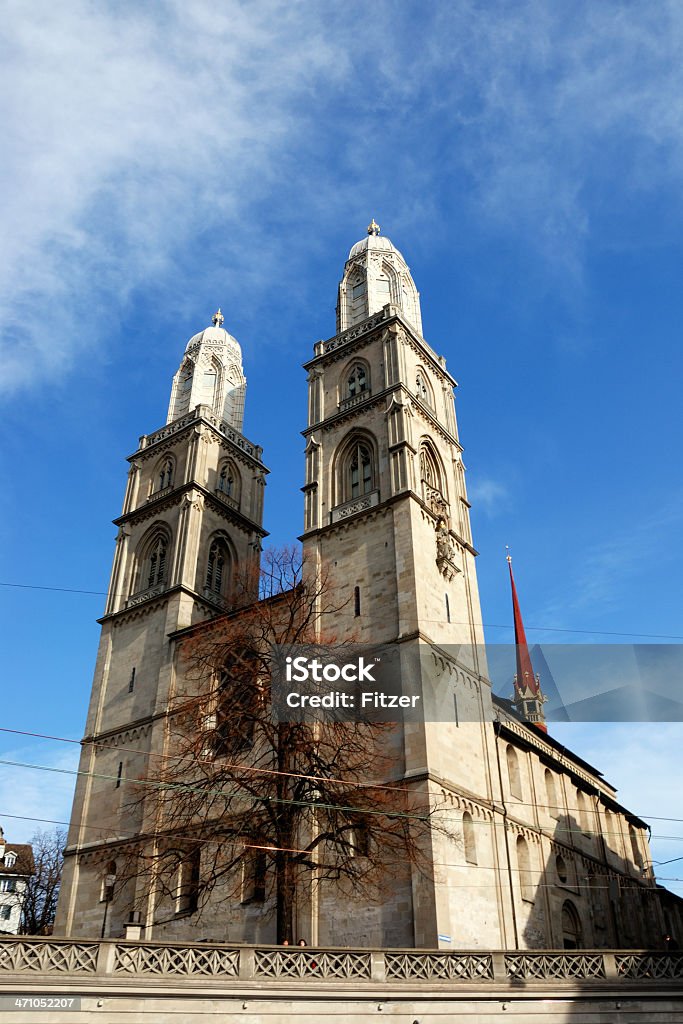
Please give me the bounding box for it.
[55,311,268,938]
[301,222,502,948]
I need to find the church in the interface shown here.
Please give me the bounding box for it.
[54,222,675,951]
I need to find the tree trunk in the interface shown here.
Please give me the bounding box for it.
[275,853,295,943]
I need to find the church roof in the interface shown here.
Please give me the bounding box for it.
[185,324,241,353]
[347,219,407,263]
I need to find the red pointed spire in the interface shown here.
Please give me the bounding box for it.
[507,552,547,732]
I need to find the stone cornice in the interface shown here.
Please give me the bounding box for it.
[302,381,463,453]
[128,409,267,471]
[303,307,457,389]
[114,481,268,537]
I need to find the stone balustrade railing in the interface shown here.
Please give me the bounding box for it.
[0,938,682,985]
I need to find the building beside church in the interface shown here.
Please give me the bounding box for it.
[54,223,673,951]
[0,827,34,935]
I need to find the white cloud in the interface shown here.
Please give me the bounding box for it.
[6,3,683,395]
[468,476,510,517]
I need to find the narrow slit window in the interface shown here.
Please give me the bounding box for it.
[354,586,361,617]
[115,762,123,789]
[128,667,136,693]
[445,593,451,623]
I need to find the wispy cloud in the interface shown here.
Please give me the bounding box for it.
[6,3,683,395]
[468,476,510,518]
[530,497,683,634]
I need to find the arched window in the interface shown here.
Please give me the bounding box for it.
[419,441,447,517]
[415,367,434,408]
[212,649,261,757]
[629,824,643,869]
[576,789,590,833]
[218,464,233,495]
[463,812,477,864]
[205,539,231,597]
[556,854,568,884]
[506,745,522,800]
[146,534,168,589]
[347,364,368,398]
[216,460,240,503]
[348,441,373,498]
[545,769,558,818]
[516,835,533,901]
[155,457,174,493]
[604,808,614,851]
[561,900,582,949]
[176,848,201,915]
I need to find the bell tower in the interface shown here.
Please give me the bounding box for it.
[302,224,498,948]
[303,221,485,651]
[55,311,268,938]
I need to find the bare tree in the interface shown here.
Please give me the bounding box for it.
[20,829,66,935]
[122,547,456,941]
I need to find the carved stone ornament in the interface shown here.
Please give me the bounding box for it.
[435,516,460,581]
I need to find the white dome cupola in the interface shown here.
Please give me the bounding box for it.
[167,309,247,431]
[336,220,422,335]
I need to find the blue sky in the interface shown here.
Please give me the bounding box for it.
[1,1,683,896]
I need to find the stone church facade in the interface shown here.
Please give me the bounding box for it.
[54,224,670,951]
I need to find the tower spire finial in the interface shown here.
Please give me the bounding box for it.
[507,555,547,733]
[212,308,224,327]
[367,218,380,236]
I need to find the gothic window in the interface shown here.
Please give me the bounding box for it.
[506,745,522,800]
[146,534,168,589]
[212,650,261,757]
[347,364,368,398]
[348,818,370,858]
[576,789,590,834]
[218,465,233,495]
[463,812,477,864]
[629,825,643,869]
[217,460,240,503]
[415,367,434,408]
[418,441,447,515]
[181,362,193,392]
[348,441,373,499]
[156,457,174,493]
[516,835,533,901]
[176,848,201,915]
[242,850,267,903]
[561,900,582,949]
[556,854,568,884]
[352,281,366,299]
[205,540,230,596]
[545,769,558,817]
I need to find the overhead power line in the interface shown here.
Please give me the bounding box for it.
[0,810,677,891]
[2,726,681,833]
[1,754,683,846]
[2,580,682,640]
